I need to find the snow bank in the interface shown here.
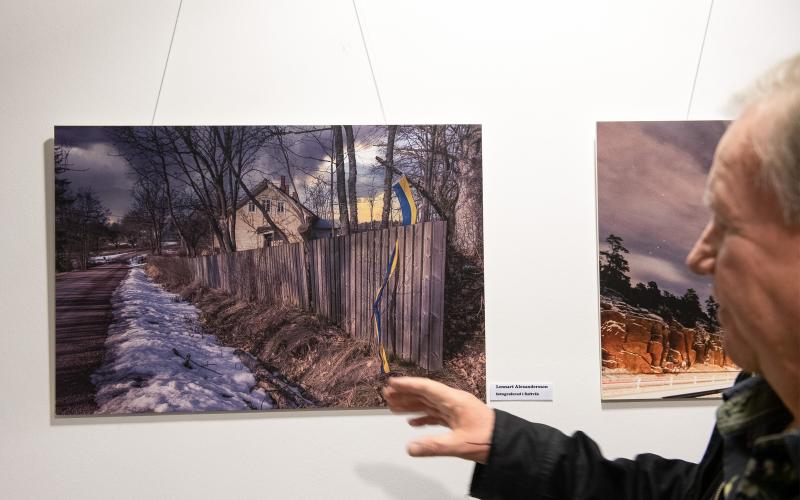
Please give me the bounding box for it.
[92,259,271,414]
[89,252,131,264]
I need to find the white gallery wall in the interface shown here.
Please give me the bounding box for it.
[1,1,798,498]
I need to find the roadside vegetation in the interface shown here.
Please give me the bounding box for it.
[148,256,485,408]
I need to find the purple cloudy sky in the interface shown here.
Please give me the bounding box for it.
[55,126,134,221]
[54,125,390,223]
[597,121,729,303]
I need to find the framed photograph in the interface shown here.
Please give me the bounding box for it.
[596,121,740,400]
[54,125,485,415]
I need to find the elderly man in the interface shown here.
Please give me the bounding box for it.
[384,55,800,499]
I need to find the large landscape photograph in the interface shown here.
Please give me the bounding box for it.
[596,121,740,400]
[54,125,485,415]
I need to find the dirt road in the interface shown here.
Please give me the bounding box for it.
[55,259,132,415]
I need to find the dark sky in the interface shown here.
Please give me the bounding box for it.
[55,126,133,221]
[597,121,729,303]
[53,126,390,223]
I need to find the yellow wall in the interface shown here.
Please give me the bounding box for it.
[232,183,313,251]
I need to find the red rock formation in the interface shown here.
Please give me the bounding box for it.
[600,298,737,374]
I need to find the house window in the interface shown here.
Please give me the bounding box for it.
[248,201,255,212]
[262,198,271,213]
[277,200,285,213]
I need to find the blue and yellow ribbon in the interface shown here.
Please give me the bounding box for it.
[371,176,418,374]
[372,239,399,374]
[392,176,417,226]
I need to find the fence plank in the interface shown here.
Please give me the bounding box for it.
[316,240,323,313]
[402,225,414,360]
[364,230,372,343]
[411,225,421,364]
[385,227,395,356]
[339,235,345,325]
[359,231,367,341]
[381,227,392,356]
[368,229,375,344]
[323,238,331,320]
[429,221,446,371]
[184,221,446,370]
[417,223,432,370]
[345,234,352,336]
[394,227,404,358]
[334,236,341,324]
[354,233,362,340]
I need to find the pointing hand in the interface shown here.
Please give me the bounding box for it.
[383,377,495,464]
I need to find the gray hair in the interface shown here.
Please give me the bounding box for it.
[735,54,800,225]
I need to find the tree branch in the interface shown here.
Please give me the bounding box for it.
[375,156,447,221]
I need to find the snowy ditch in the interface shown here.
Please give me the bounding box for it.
[91,257,272,414]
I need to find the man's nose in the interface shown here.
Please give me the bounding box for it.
[686,222,715,275]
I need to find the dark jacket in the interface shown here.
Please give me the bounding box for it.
[470,373,799,499]
[470,409,723,499]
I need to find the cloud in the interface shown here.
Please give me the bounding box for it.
[639,121,728,172]
[627,253,694,292]
[59,142,134,220]
[597,121,723,301]
[256,126,388,199]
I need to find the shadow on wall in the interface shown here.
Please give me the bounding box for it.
[355,462,464,500]
[44,139,57,420]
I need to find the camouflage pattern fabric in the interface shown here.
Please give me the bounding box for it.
[716,374,799,499]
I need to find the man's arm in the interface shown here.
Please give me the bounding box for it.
[384,377,721,500]
[471,409,715,500]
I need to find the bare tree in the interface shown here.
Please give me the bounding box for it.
[381,125,397,228]
[303,176,332,221]
[170,190,210,256]
[54,146,74,271]
[114,126,285,253]
[54,149,113,270]
[114,127,199,255]
[453,125,483,258]
[374,123,484,261]
[130,176,168,255]
[344,125,359,230]
[72,189,110,269]
[332,126,350,235]
[375,154,446,221]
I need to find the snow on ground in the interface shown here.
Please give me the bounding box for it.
[92,258,271,414]
[89,252,132,264]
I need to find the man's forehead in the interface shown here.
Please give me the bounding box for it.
[705,124,754,216]
[711,110,765,183]
[703,169,723,212]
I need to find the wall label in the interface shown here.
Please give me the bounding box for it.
[490,382,553,401]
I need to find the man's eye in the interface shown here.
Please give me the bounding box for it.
[709,217,728,236]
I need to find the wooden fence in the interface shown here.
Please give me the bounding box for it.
[187,220,446,371]
[191,241,309,308]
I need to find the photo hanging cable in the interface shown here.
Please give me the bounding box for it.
[151,0,184,125]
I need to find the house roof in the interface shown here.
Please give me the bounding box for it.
[235,179,318,219]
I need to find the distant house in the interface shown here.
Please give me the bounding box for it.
[213,176,335,252]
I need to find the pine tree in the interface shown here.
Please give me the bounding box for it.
[676,288,703,327]
[705,295,721,331]
[599,234,632,294]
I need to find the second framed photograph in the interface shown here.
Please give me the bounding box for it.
[596,121,741,401]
